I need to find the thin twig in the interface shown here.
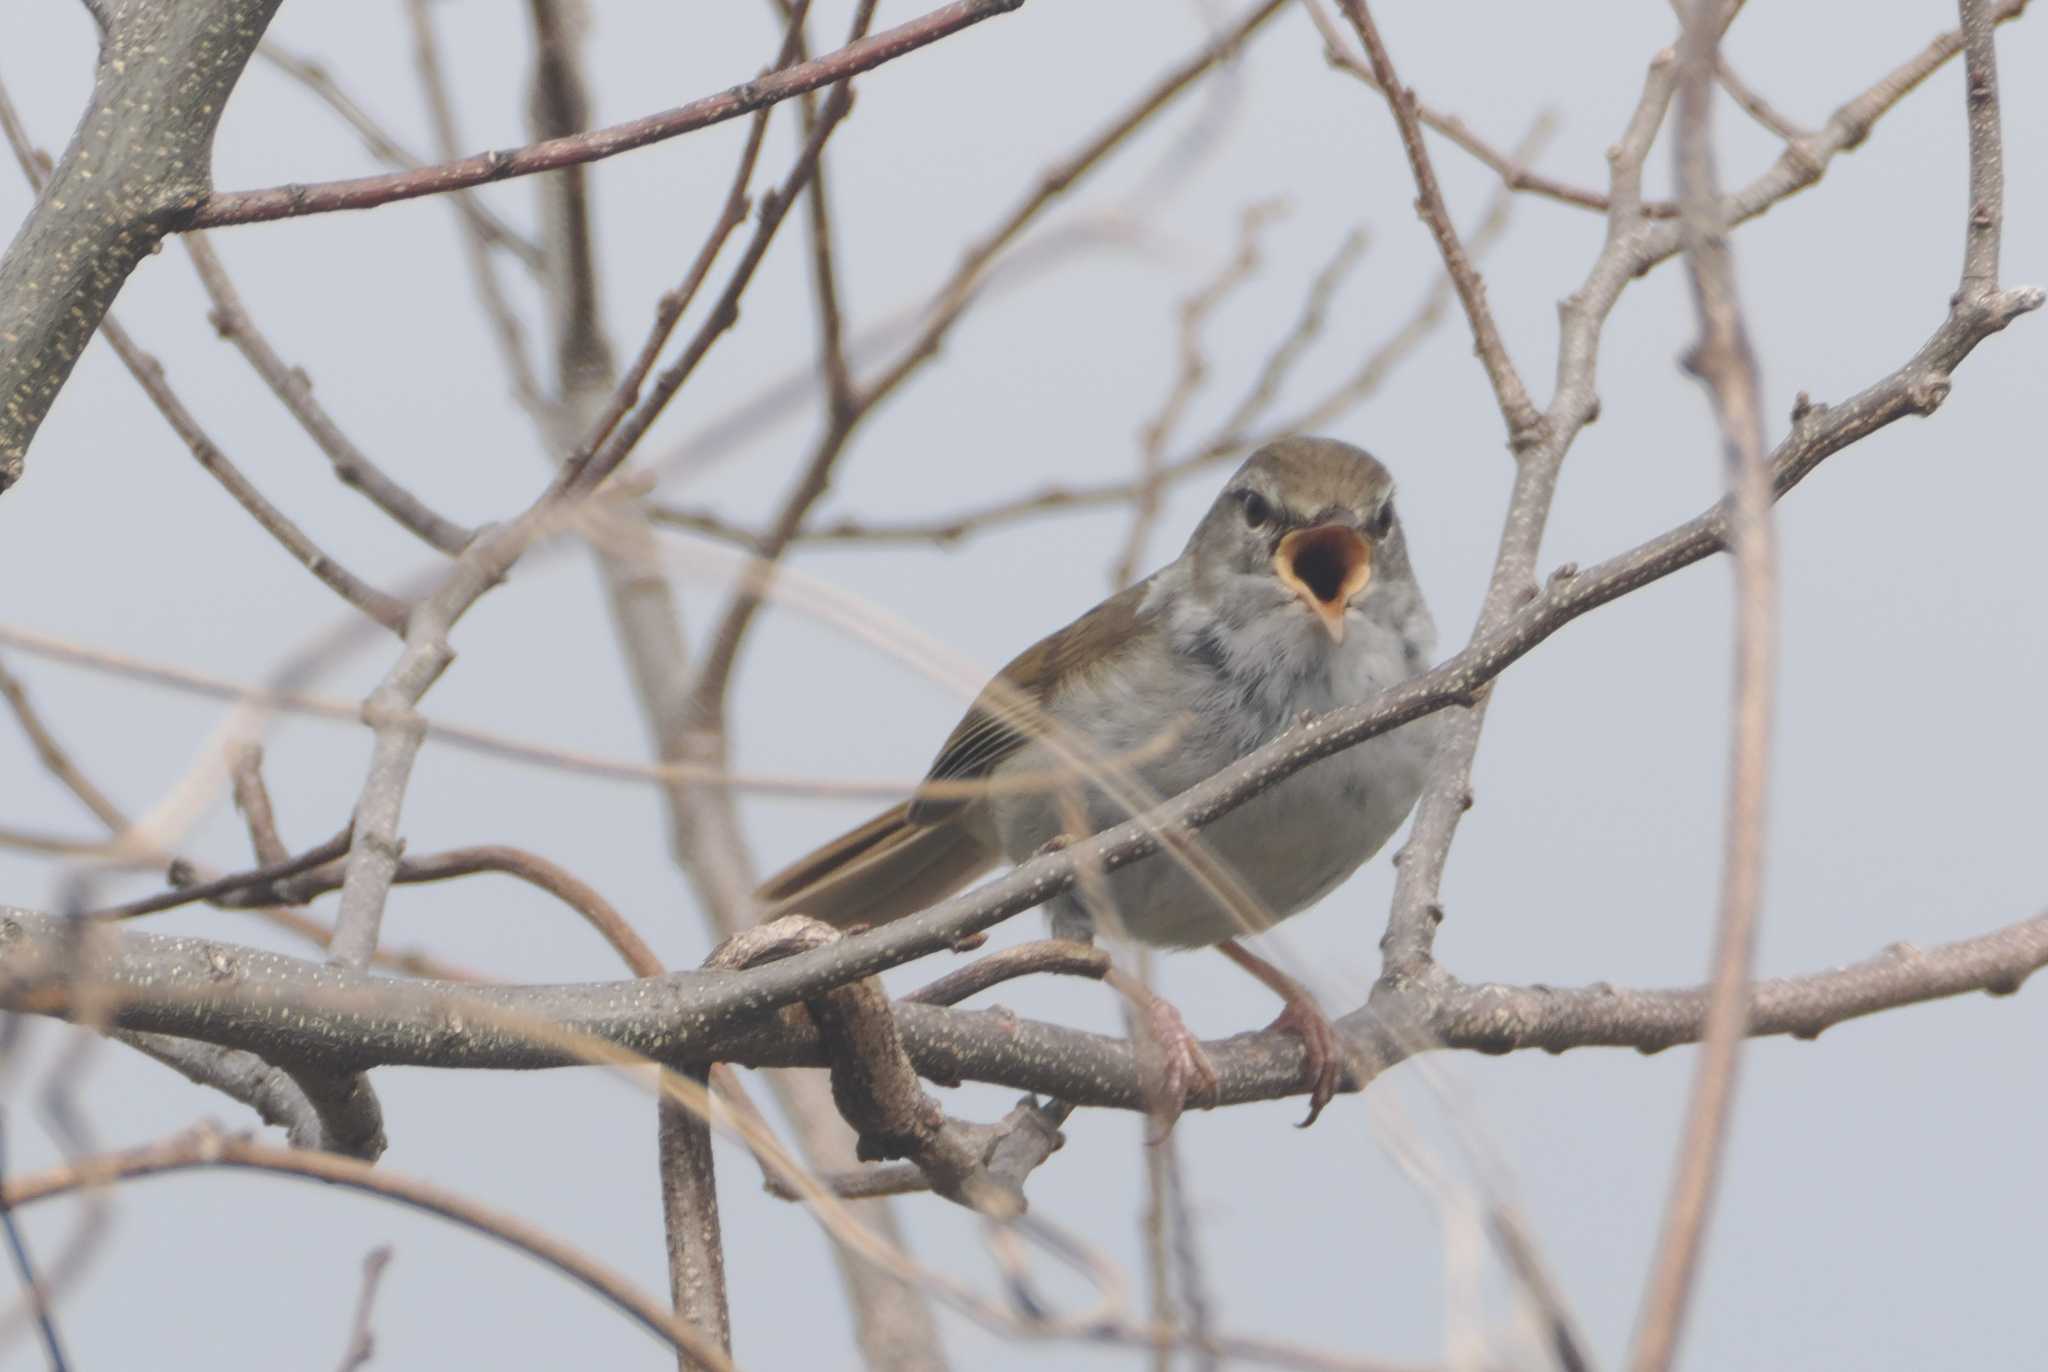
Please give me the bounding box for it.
[103,321,411,632]
[646,127,1513,554]
[0,657,126,833]
[0,1115,70,1372]
[1377,47,1679,985]
[857,0,1290,413]
[1303,0,1675,220]
[0,109,412,629]
[227,742,290,867]
[184,234,476,555]
[903,941,1112,1007]
[87,827,352,920]
[568,84,856,496]
[1113,198,1288,588]
[256,41,545,267]
[332,1246,394,1372]
[191,0,1030,230]
[0,1126,736,1371]
[404,0,546,417]
[1335,0,1543,450]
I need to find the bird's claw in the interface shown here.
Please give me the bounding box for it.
[1267,995,1344,1127]
[1135,995,1220,1143]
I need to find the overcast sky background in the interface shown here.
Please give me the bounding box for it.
[1,1,2043,1368]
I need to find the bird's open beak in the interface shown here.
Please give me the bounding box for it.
[1273,524,1373,643]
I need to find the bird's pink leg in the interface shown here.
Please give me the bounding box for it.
[1101,966,1220,1141]
[1218,940,1345,1127]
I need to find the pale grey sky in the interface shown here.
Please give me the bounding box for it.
[0,2,2042,1368]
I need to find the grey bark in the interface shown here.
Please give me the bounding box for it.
[0,0,286,489]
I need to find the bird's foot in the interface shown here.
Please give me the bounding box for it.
[1264,993,1343,1128]
[1143,993,1222,1141]
[1218,940,1347,1127]
[1104,968,1219,1141]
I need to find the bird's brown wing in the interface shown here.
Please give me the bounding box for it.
[908,577,1154,825]
[753,799,997,928]
[755,578,1156,928]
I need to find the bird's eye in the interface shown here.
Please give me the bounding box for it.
[1366,498,1395,539]
[1236,490,1274,529]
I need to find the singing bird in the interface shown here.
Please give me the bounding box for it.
[760,436,1440,1124]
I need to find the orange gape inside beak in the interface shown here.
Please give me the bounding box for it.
[1273,524,1373,642]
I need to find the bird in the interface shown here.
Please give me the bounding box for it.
[758,436,1440,1127]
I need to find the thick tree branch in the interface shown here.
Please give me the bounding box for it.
[0,0,286,489]
[4,906,2041,1116]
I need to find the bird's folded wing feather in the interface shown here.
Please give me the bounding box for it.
[756,577,1156,927]
[908,577,1155,824]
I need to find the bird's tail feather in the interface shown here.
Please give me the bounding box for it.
[755,803,996,929]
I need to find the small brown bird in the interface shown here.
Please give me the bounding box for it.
[759,437,1439,1124]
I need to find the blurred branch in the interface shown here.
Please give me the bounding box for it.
[0,658,126,833]
[332,1246,394,1372]
[0,1115,70,1372]
[1113,198,1288,588]
[512,1,951,1362]
[227,743,290,868]
[405,0,547,418]
[190,0,1030,231]
[1304,0,1677,219]
[1629,5,1779,1365]
[648,129,1517,554]
[855,0,1289,413]
[0,1125,735,1371]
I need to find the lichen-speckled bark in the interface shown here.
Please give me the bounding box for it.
[0,0,285,490]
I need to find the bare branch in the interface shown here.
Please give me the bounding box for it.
[226,742,290,867]
[115,1031,384,1159]
[184,234,476,555]
[857,0,1290,412]
[332,1246,394,1372]
[1304,0,1673,219]
[1334,0,1544,451]
[1630,4,1778,1365]
[5,904,2043,1118]
[255,42,545,267]
[0,657,127,833]
[904,940,1112,1007]
[0,1125,735,1371]
[190,0,1029,232]
[0,1114,71,1372]
[657,1087,730,1369]
[0,82,410,627]
[406,0,547,417]
[0,0,285,488]
[1113,199,1289,588]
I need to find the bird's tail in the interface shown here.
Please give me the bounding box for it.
[755,803,997,929]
